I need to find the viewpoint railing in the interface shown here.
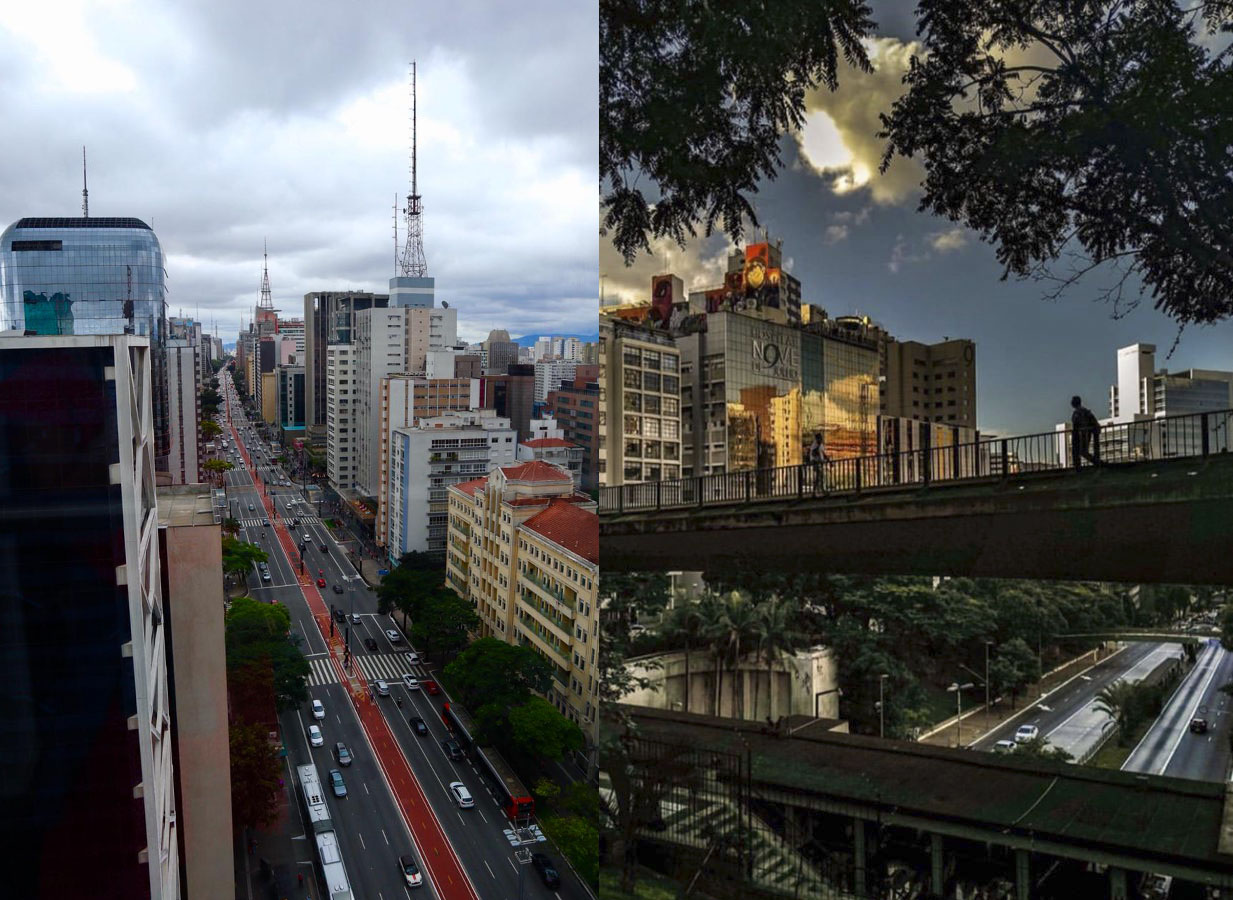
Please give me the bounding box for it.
[600,408,1233,515]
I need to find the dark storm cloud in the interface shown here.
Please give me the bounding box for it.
[0,0,597,344]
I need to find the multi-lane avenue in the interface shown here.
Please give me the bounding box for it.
[972,636,1232,783]
[219,372,588,900]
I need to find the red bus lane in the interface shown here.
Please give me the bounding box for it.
[273,487,479,899]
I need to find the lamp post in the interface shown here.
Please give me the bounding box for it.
[948,682,974,748]
[984,641,994,728]
[878,673,888,739]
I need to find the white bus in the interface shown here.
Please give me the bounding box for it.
[296,763,352,900]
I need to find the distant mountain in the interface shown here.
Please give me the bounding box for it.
[511,332,598,348]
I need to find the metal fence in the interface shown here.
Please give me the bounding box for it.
[600,409,1233,515]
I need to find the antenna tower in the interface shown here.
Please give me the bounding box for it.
[259,239,274,310]
[398,61,427,277]
[81,146,89,218]
[393,193,399,273]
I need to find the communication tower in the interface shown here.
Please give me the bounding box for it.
[398,61,428,277]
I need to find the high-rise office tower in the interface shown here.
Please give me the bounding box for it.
[0,334,179,899]
[0,217,172,475]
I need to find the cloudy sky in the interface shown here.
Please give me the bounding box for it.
[0,0,597,345]
[601,3,1233,436]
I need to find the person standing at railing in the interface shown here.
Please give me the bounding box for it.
[1070,396,1102,469]
[807,432,829,492]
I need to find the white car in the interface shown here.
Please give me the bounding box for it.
[375,680,390,697]
[308,725,323,747]
[312,699,325,720]
[449,781,474,808]
[402,674,420,691]
[404,652,420,665]
[1013,724,1039,743]
[386,629,403,644]
[993,739,1016,753]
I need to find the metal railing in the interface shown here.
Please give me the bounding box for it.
[600,408,1233,515]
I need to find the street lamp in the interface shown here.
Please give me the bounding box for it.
[984,641,994,726]
[948,682,975,748]
[878,674,889,739]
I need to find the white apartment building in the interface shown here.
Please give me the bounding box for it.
[376,375,481,548]
[278,318,306,356]
[326,344,359,492]
[354,308,409,498]
[385,410,517,559]
[535,358,578,404]
[167,338,201,484]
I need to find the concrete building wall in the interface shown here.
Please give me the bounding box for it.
[167,340,201,485]
[159,488,233,900]
[620,646,839,722]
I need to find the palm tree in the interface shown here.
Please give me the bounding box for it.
[710,591,760,720]
[754,597,807,720]
[1093,679,1136,734]
[661,599,709,713]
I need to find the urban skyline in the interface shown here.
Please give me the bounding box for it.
[0,1,599,344]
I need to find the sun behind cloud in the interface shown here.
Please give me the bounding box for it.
[795,37,923,206]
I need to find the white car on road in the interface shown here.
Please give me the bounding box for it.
[386,629,403,643]
[1014,724,1039,743]
[402,674,420,691]
[449,782,474,809]
[312,699,325,720]
[308,725,323,747]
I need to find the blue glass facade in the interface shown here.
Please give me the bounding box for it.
[0,217,170,466]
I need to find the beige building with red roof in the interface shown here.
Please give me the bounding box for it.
[445,459,599,742]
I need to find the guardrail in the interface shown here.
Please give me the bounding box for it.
[600,408,1233,515]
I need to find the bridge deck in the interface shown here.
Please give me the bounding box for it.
[618,705,1233,874]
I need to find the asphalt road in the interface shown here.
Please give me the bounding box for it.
[971,641,1173,756]
[1122,639,1233,782]
[222,378,584,900]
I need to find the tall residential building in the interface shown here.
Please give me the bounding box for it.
[385,410,516,559]
[599,316,683,485]
[326,344,359,492]
[535,358,578,403]
[1109,342,1233,422]
[157,485,234,900]
[354,307,409,498]
[483,329,519,375]
[445,461,599,737]
[0,334,178,899]
[481,364,536,440]
[167,338,202,484]
[0,216,172,475]
[375,375,481,549]
[546,375,600,491]
[169,316,210,387]
[303,290,389,442]
[880,335,977,429]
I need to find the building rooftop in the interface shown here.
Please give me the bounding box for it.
[522,499,598,565]
[521,438,575,448]
[499,459,572,483]
[453,476,487,497]
[13,216,151,231]
[157,484,219,527]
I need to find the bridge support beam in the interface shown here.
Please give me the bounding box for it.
[1016,849,1030,900]
[1109,867,1128,900]
[853,818,867,896]
[931,833,944,896]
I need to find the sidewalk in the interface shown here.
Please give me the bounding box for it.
[918,644,1122,749]
[234,748,314,900]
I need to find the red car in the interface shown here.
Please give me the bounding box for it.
[317,577,326,588]
[422,680,440,696]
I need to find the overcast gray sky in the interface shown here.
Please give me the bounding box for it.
[0,0,597,345]
[601,5,1233,436]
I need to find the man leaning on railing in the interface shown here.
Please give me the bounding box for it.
[806,432,829,493]
[1070,396,1102,470]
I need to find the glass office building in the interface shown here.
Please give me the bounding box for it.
[0,217,170,470]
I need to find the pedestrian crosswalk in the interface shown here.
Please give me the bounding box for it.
[306,652,426,686]
[236,515,321,529]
